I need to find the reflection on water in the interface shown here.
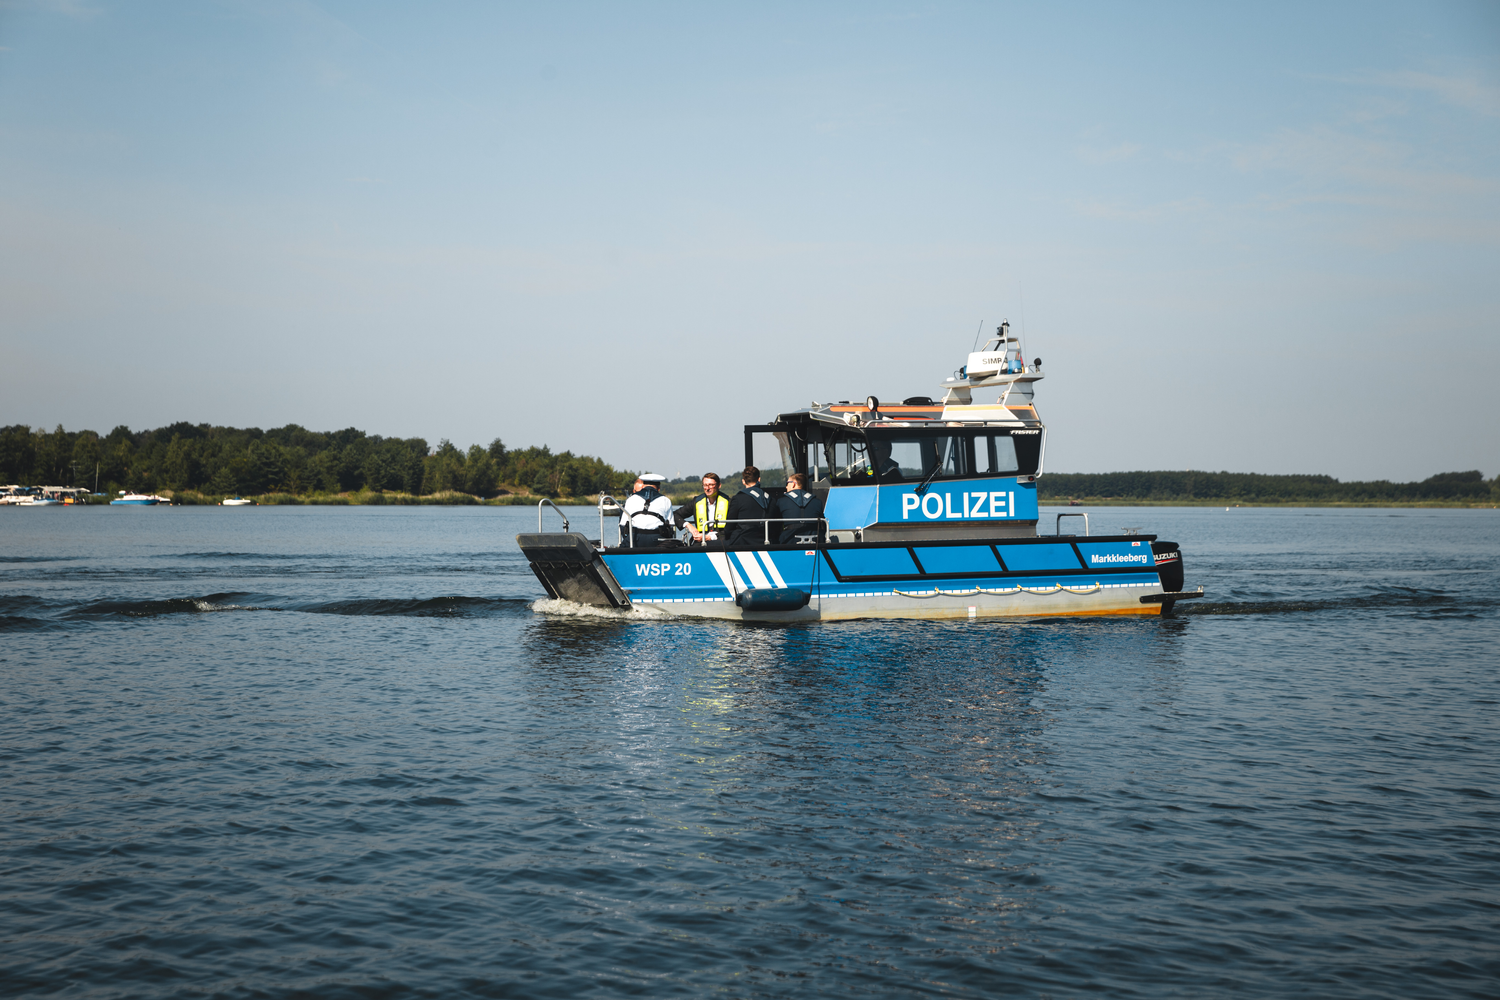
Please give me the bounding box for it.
[1,506,1497,997]
[509,612,1207,988]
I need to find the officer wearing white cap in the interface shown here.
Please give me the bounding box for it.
[620,473,674,548]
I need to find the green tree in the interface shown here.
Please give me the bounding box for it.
[162,436,200,491]
[361,450,397,492]
[0,425,37,483]
[71,431,102,491]
[31,425,71,484]
[208,465,238,494]
[336,441,368,491]
[465,444,498,496]
[424,439,465,493]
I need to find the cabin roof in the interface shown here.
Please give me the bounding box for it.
[766,401,1041,430]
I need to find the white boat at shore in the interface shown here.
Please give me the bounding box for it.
[221,496,255,506]
[110,492,168,506]
[3,486,76,506]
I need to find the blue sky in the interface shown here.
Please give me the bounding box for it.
[1,1,1496,481]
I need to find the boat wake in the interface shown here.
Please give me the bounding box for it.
[0,593,536,630]
[297,596,527,617]
[1175,586,1493,618]
[71,593,268,617]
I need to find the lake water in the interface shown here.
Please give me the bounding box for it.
[2,505,1497,998]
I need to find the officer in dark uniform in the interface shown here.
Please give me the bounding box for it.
[776,472,825,543]
[726,466,775,547]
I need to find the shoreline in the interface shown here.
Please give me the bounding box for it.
[151,490,605,507]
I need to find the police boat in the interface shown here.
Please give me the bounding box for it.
[518,325,1203,621]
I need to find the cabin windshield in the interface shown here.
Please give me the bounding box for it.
[830,433,872,483]
[828,428,1038,484]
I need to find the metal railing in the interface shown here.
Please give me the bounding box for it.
[685,517,826,546]
[619,516,829,549]
[536,497,571,532]
[596,495,623,546]
[1055,512,1089,536]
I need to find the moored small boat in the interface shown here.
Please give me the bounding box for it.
[110,492,166,506]
[3,486,72,506]
[221,496,255,506]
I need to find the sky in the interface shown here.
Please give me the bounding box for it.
[1,1,1497,482]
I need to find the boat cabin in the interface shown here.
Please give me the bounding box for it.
[741,337,1045,544]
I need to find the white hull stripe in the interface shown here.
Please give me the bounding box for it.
[734,551,773,589]
[756,551,788,588]
[704,552,739,595]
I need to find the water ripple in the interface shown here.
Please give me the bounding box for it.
[0,506,1496,998]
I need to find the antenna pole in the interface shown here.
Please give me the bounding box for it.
[1018,282,1028,369]
[971,319,984,353]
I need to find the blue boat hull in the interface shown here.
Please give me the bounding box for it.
[520,532,1173,621]
[601,542,1164,620]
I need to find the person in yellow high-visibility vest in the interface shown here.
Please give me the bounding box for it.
[674,473,730,545]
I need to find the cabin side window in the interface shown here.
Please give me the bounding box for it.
[745,425,816,487]
[862,430,1037,483]
[1009,432,1042,476]
[820,428,1040,484]
[803,428,825,483]
[882,434,964,480]
[775,427,825,482]
[974,434,1020,475]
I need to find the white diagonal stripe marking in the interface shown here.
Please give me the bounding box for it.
[705,552,738,597]
[734,550,772,589]
[757,551,787,588]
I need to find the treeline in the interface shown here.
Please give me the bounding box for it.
[0,423,636,499]
[6,422,1492,506]
[1037,470,1497,504]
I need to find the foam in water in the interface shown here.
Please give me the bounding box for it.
[192,599,254,612]
[531,597,674,620]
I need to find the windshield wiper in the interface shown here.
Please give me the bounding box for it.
[913,462,943,496]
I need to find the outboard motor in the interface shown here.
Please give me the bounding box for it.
[1151,541,1184,593]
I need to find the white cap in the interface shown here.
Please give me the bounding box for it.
[639,473,666,483]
